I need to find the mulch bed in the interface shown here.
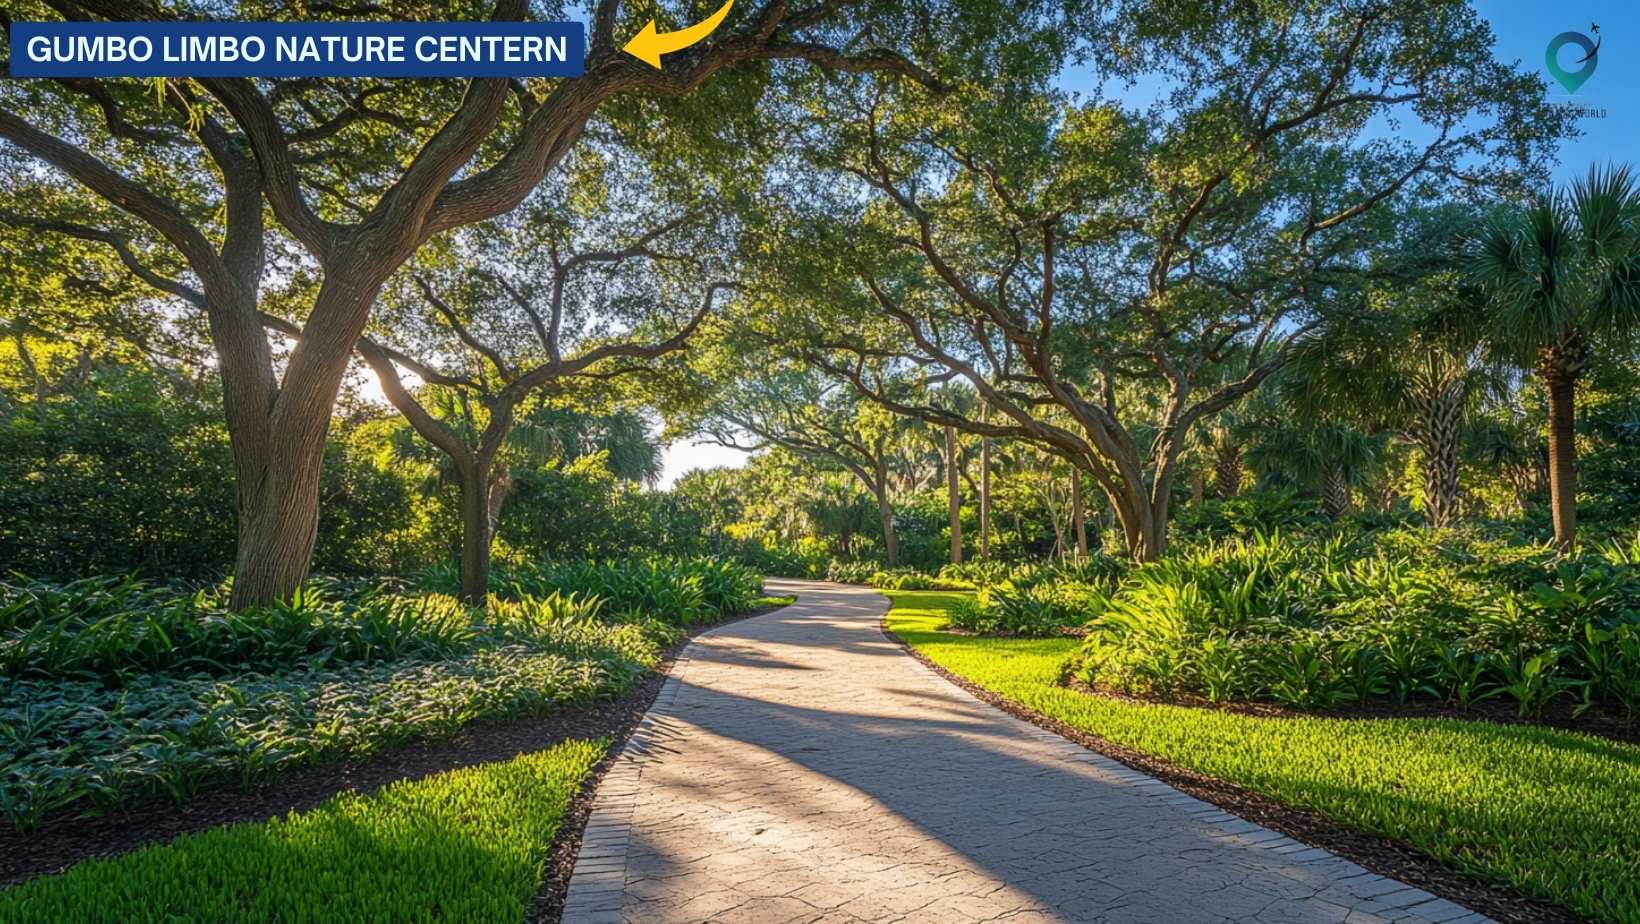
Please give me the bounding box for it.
[884,621,1586,924]
[1,605,780,921]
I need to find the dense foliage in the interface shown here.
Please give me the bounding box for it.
[1077,530,1640,715]
[420,557,763,625]
[0,559,758,830]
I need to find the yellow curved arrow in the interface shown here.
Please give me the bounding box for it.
[624,0,735,68]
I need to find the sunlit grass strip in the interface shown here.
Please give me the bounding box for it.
[0,739,603,923]
[884,591,1640,924]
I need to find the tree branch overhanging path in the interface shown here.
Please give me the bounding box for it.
[0,0,946,606]
[732,0,1571,561]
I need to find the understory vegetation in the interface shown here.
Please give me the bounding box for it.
[0,740,603,923]
[0,559,760,831]
[1078,530,1640,716]
[851,527,1640,719]
[885,591,1640,924]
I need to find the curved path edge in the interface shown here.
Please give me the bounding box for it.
[561,581,1493,924]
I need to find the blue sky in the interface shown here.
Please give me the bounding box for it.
[1478,0,1635,182]
[656,1,1640,485]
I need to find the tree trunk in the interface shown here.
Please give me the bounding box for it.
[230,471,324,610]
[1127,508,1165,562]
[1191,470,1205,507]
[979,437,991,560]
[227,406,333,610]
[1543,364,1579,551]
[1071,473,1088,557]
[227,268,400,608]
[875,486,899,568]
[1214,444,1242,499]
[945,424,962,565]
[458,463,493,606]
[487,462,513,534]
[1322,463,1351,520]
[1417,374,1463,529]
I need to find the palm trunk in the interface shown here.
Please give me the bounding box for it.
[1418,375,1464,529]
[945,424,962,565]
[1544,365,1579,550]
[1322,463,1351,520]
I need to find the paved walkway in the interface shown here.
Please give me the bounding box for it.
[562,581,1489,924]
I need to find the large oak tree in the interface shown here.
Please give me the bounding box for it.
[740,0,1569,560]
[0,0,947,605]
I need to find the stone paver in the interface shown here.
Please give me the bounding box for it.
[562,581,1492,924]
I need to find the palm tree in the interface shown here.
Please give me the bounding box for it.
[1200,414,1246,500]
[1469,164,1640,548]
[804,474,875,559]
[1285,285,1503,529]
[1246,414,1381,520]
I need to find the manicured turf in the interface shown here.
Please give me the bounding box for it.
[884,590,1640,924]
[0,739,604,923]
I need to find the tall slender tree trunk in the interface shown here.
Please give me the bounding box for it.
[874,486,899,568]
[1543,364,1580,551]
[979,437,991,560]
[1191,470,1205,507]
[869,458,899,568]
[458,464,493,606]
[1071,473,1088,557]
[945,424,962,565]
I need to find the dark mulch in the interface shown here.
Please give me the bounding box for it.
[1,605,781,917]
[886,621,1586,924]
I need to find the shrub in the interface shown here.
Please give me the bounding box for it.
[826,558,881,584]
[937,560,1013,586]
[1075,530,1640,715]
[0,576,479,682]
[0,574,679,830]
[946,583,1087,637]
[866,568,975,591]
[419,556,763,624]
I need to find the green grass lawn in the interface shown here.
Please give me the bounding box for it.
[0,739,604,923]
[884,590,1640,924]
